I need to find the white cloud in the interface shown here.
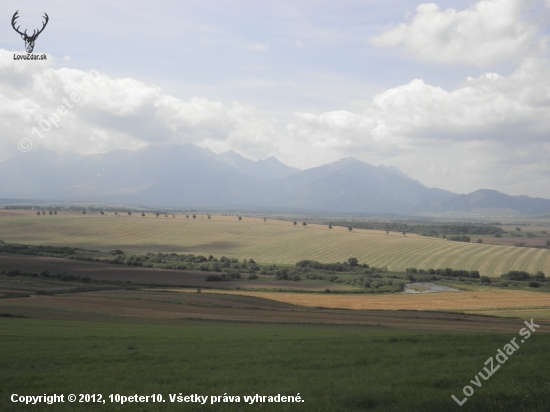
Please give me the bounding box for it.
[0,50,275,161]
[370,0,547,67]
[63,56,72,61]
[286,58,550,196]
[2,44,550,197]
[251,43,270,51]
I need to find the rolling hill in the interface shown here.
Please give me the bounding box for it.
[0,212,548,277]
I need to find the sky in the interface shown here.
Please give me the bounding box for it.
[1,0,550,197]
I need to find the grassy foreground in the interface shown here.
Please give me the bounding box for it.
[1,318,549,411]
[1,211,549,277]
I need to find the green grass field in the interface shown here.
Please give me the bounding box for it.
[1,318,549,411]
[1,212,549,277]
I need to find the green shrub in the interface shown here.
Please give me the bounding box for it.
[469,270,480,279]
[448,236,471,242]
[502,271,530,281]
[533,271,546,279]
[347,257,358,267]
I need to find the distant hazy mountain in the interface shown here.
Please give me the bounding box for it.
[269,158,455,214]
[217,150,300,180]
[378,164,420,183]
[417,189,550,215]
[0,147,83,198]
[0,145,548,215]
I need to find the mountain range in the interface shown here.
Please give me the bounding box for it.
[1,145,549,216]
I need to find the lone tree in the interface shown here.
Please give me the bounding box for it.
[156,212,160,217]
[302,222,307,227]
[165,214,168,218]
[115,211,118,216]
[128,211,132,216]
[386,230,389,235]
[49,211,52,215]
[328,224,332,229]
[100,211,104,215]
[141,213,145,217]
[186,215,189,218]
[54,210,57,215]
[207,214,211,219]
[402,231,406,237]
[264,217,266,223]
[348,257,358,267]
[192,214,196,219]
[82,210,86,214]
[37,211,40,216]
[348,226,352,232]
[238,216,242,221]
[293,221,297,226]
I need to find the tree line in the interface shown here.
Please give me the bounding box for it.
[331,221,505,237]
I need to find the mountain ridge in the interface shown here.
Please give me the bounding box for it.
[0,145,548,215]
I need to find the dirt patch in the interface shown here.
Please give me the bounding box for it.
[0,210,28,217]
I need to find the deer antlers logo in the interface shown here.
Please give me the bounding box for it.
[11,11,49,54]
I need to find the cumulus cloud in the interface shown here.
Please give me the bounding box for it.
[2,43,550,196]
[286,58,550,196]
[370,0,548,67]
[251,43,270,51]
[0,50,275,160]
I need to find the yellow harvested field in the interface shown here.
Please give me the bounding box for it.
[195,289,550,319]
[1,211,549,276]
